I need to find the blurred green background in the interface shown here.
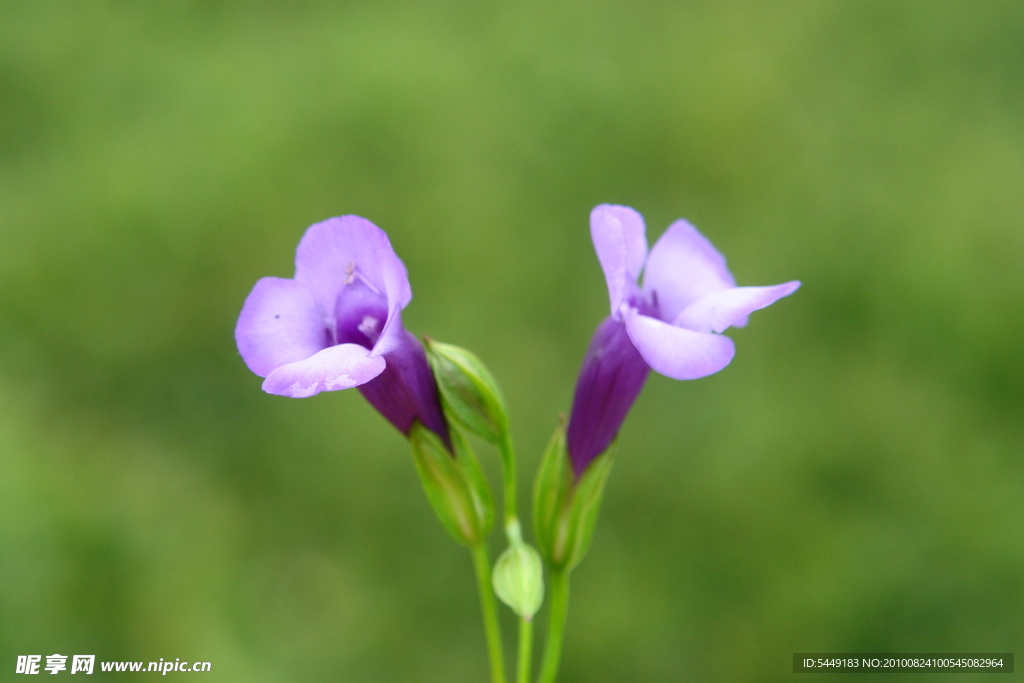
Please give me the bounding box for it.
[2,1,1023,681]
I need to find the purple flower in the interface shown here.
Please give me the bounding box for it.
[235,216,449,444]
[566,205,800,474]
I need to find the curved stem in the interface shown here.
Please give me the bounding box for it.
[471,543,507,683]
[499,431,518,527]
[517,617,533,683]
[537,569,569,683]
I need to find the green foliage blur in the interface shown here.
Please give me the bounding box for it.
[2,2,1022,681]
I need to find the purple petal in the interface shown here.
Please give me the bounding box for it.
[294,216,396,318]
[642,219,736,322]
[235,277,331,377]
[566,317,651,475]
[590,205,648,317]
[623,308,735,380]
[262,343,386,397]
[371,247,413,358]
[358,327,450,446]
[674,281,802,334]
[333,277,389,348]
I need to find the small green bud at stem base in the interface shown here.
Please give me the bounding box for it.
[492,540,545,621]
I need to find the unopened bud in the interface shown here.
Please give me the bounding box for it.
[424,338,509,443]
[492,535,545,620]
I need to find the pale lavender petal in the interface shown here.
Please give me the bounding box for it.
[566,317,651,475]
[590,205,647,316]
[371,247,413,357]
[673,281,802,334]
[624,308,735,380]
[294,216,394,317]
[262,343,386,398]
[600,205,647,280]
[235,277,331,377]
[642,219,736,322]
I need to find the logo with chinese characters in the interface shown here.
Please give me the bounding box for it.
[16,655,94,675]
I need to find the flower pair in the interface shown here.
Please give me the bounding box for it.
[234,206,799,683]
[234,207,799,468]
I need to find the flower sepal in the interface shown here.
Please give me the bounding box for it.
[424,338,509,444]
[532,422,615,573]
[409,422,495,547]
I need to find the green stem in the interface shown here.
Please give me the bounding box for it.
[517,617,533,683]
[537,569,569,683]
[471,543,507,683]
[499,431,518,527]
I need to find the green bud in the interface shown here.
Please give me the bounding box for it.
[492,520,545,620]
[532,422,614,572]
[409,422,494,546]
[424,338,509,443]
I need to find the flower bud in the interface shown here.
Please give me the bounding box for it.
[492,521,545,620]
[424,338,509,444]
[532,422,615,572]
